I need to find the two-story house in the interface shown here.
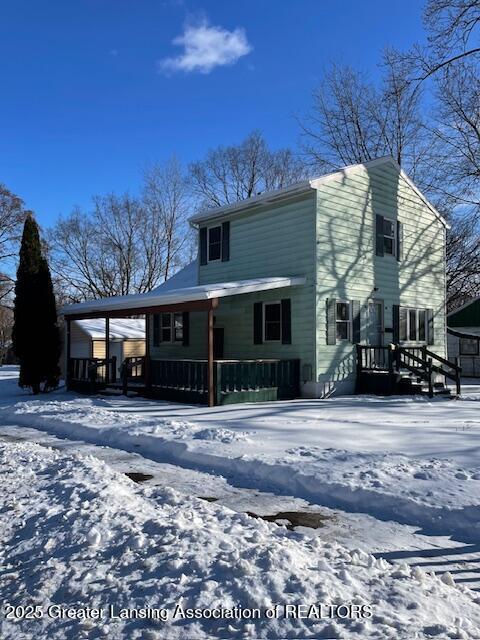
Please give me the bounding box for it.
[63,156,461,405]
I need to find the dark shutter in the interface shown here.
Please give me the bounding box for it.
[376,214,384,257]
[182,312,190,347]
[427,309,434,345]
[281,299,291,344]
[153,314,160,346]
[199,227,207,265]
[396,221,403,261]
[326,298,337,345]
[392,305,400,343]
[253,302,263,344]
[351,300,361,343]
[221,221,230,262]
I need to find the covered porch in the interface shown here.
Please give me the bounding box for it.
[63,275,304,406]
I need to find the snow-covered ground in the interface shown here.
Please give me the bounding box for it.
[1,367,479,542]
[1,366,480,638]
[2,440,480,640]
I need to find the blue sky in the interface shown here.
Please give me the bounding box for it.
[0,0,425,228]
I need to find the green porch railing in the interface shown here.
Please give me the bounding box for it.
[149,358,300,404]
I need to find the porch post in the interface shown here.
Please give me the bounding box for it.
[105,316,110,384]
[65,316,71,390]
[207,303,215,407]
[144,313,151,391]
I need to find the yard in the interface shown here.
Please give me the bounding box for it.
[1,366,480,639]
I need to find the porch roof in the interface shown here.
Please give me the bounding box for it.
[61,275,306,317]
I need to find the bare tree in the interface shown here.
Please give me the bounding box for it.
[391,0,480,86]
[299,58,428,180]
[0,185,26,302]
[142,157,191,281]
[0,305,13,364]
[189,130,306,208]
[48,158,191,302]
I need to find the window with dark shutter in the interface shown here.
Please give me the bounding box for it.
[281,299,291,344]
[253,302,263,344]
[396,221,403,261]
[153,314,160,347]
[326,299,337,345]
[182,312,190,346]
[351,300,361,343]
[376,214,384,257]
[199,227,207,265]
[264,303,281,341]
[392,305,400,343]
[221,221,230,262]
[208,226,222,261]
[427,309,434,345]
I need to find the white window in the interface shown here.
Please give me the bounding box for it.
[173,313,183,342]
[161,313,172,342]
[336,301,351,341]
[383,217,396,256]
[208,226,222,261]
[158,313,183,343]
[399,307,427,342]
[264,302,281,342]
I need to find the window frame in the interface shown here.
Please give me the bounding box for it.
[263,301,282,343]
[336,300,352,342]
[157,313,183,344]
[382,217,396,257]
[207,225,222,262]
[399,307,428,344]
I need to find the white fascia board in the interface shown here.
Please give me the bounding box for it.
[62,277,306,316]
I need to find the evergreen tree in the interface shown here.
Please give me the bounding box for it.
[12,214,60,393]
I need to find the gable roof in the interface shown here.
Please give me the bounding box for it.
[188,156,449,229]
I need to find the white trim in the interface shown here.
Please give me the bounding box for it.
[62,276,306,316]
[189,156,449,230]
[399,306,428,344]
[335,300,352,342]
[382,216,397,257]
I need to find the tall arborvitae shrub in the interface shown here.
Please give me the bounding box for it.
[12,214,60,393]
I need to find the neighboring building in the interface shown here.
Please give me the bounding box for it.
[447,298,480,377]
[62,156,458,405]
[66,318,145,381]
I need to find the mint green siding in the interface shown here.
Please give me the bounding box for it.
[152,193,317,375]
[150,159,447,398]
[314,161,446,395]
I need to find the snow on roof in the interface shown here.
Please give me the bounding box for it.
[188,156,449,229]
[62,270,306,316]
[74,318,146,339]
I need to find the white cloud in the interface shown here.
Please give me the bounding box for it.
[159,20,252,74]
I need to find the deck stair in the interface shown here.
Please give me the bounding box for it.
[356,345,461,397]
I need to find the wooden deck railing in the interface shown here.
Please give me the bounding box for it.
[68,356,117,390]
[149,358,300,404]
[356,344,461,396]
